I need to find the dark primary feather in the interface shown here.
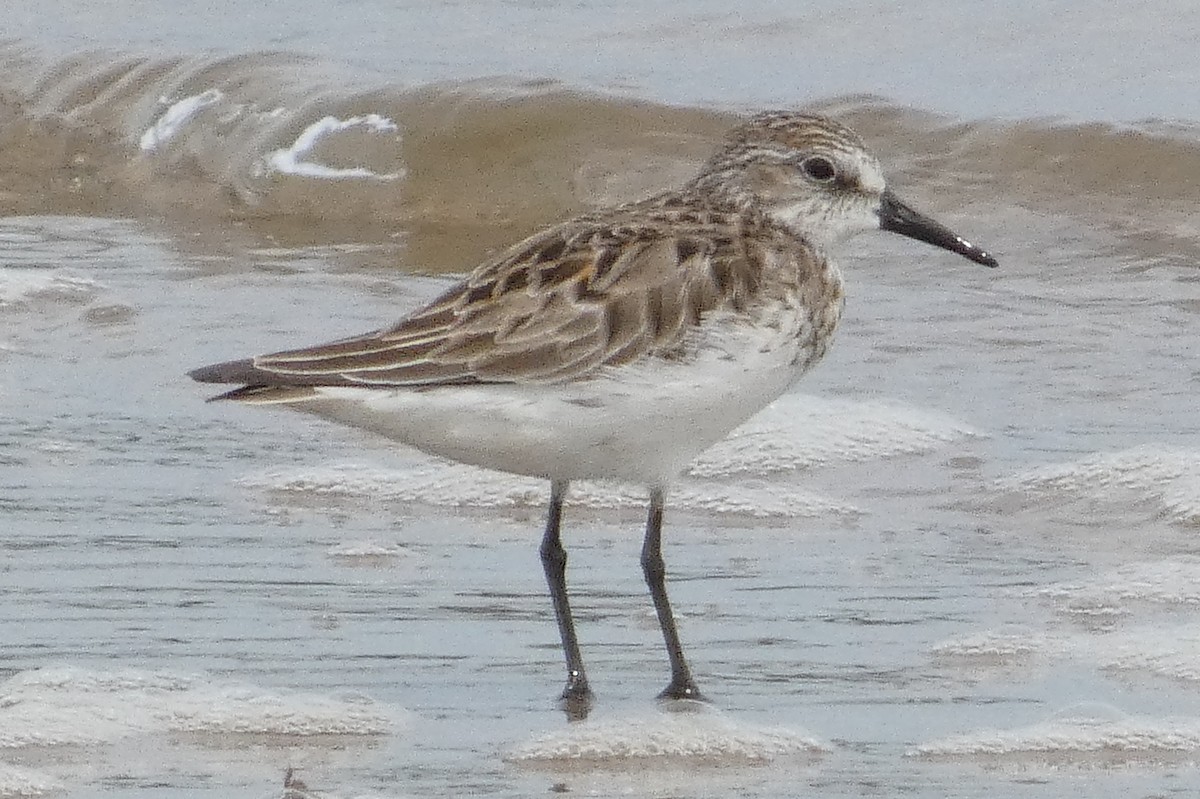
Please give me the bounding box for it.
[192,194,802,391]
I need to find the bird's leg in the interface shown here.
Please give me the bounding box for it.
[539,479,591,717]
[641,487,703,702]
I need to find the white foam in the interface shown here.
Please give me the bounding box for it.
[327,540,407,559]
[241,462,860,520]
[506,706,825,764]
[262,115,404,181]
[934,620,1200,685]
[0,761,61,798]
[1096,627,1200,682]
[689,395,980,478]
[931,628,1049,661]
[911,705,1200,764]
[1035,557,1200,615]
[997,445,1200,523]
[0,269,101,308]
[0,665,397,749]
[139,89,225,151]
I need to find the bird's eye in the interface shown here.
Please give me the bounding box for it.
[800,156,837,182]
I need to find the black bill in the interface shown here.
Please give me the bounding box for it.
[878,189,998,268]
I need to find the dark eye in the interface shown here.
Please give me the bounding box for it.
[800,156,836,182]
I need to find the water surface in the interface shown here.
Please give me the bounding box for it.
[3,2,1200,797]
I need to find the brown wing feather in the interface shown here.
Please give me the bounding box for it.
[208,200,773,389]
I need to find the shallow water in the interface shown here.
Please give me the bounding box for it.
[4,2,1200,798]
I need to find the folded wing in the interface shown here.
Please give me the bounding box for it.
[190,206,770,391]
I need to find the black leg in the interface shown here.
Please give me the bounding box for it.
[641,488,703,702]
[539,479,591,718]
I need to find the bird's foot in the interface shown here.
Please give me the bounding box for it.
[559,673,592,722]
[657,679,706,709]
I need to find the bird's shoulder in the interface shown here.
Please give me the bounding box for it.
[400,190,802,327]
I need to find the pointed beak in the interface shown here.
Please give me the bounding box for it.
[878,189,998,267]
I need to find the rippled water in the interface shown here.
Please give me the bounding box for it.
[3,2,1200,798]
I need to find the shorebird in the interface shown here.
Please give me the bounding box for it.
[190,111,997,716]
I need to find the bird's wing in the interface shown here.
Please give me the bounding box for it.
[190,206,770,389]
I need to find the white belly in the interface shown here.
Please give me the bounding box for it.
[276,307,836,485]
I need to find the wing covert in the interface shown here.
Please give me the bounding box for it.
[239,206,769,388]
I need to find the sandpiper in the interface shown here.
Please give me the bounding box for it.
[191,111,997,717]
